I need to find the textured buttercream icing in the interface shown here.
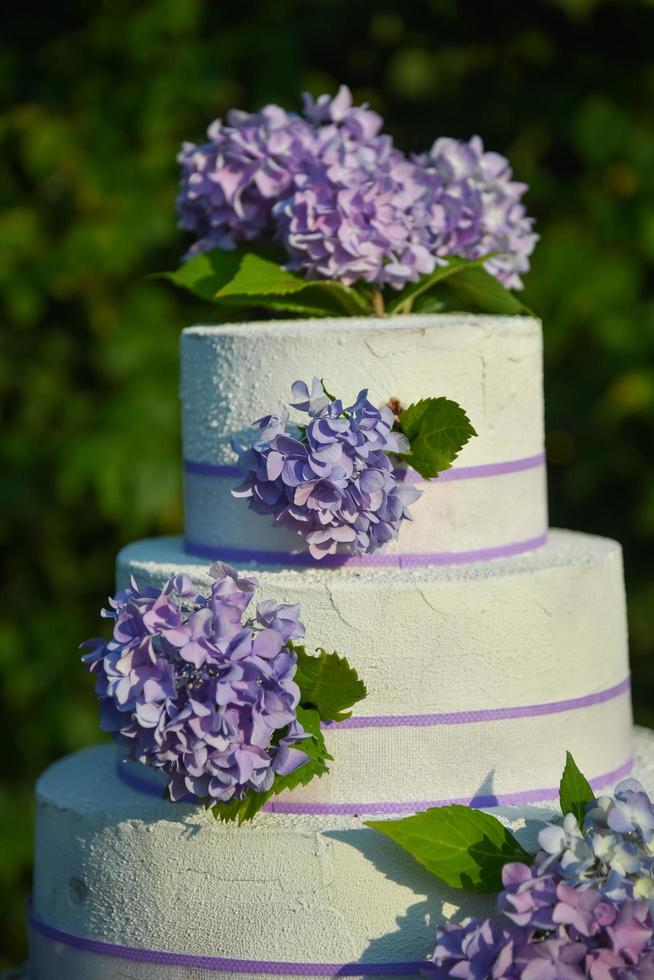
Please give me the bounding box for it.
[28,312,640,980]
[30,730,654,979]
[181,315,547,563]
[117,528,632,807]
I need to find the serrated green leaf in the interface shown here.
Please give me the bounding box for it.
[216,296,332,317]
[412,293,447,314]
[437,263,532,316]
[559,752,595,824]
[158,249,370,317]
[210,707,332,825]
[398,397,477,479]
[272,706,332,792]
[215,289,350,318]
[293,644,368,722]
[156,248,247,301]
[386,256,491,315]
[367,805,532,893]
[216,252,316,298]
[211,787,272,825]
[215,253,371,315]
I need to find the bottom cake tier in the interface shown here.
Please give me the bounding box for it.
[29,727,654,980]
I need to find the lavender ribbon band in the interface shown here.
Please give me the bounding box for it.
[27,904,428,975]
[264,757,635,816]
[325,676,631,730]
[185,460,243,479]
[184,451,546,485]
[116,744,634,817]
[398,451,546,484]
[116,755,634,818]
[115,676,630,811]
[184,532,549,568]
[183,451,547,567]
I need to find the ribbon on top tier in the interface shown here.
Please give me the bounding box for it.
[184,451,546,484]
[225,380,480,562]
[184,451,548,568]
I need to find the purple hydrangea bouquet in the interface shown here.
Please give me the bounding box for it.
[232,377,476,559]
[163,86,537,319]
[369,755,654,977]
[82,561,366,823]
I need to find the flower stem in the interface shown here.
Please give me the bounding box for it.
[371,287,386,318]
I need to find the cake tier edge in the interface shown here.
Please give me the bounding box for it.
[30,729,654,979]
[116,528,633,809]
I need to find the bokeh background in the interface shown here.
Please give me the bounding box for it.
[2,0,654,965]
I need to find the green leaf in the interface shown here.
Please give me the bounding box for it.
[559,752,595,824]
[215,253,371,316]
[386,256,491,315]
[157,251,532,319]
[156,248,247,301]
[216,295,335,318]
[216,252,318,298]
[272,706,332,792]
[321,378,338,402]
[293,644,368,723]
[412,293,447,314]
[215,289,348,318]
[158,249,371,317]
[437,264,533,316]
[385,256,534,317]
[210,785,273,825]
[211,707,332,825]
[398,397,477,479]
[366,805,533,893]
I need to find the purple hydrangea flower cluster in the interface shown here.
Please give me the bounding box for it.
[415,136,538,290]
[177,86,536,290]
[430,779,654,978]
[81,563,309,803]
[232,377,421,560]
[177,103,315,257]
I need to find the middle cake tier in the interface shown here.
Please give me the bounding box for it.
[118,527,633,812]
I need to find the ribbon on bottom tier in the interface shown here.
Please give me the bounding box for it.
[27,904,429,978]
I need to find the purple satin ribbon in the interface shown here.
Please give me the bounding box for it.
[325,676,631,730]
[115,676,631,812]
[263,757,634,816]
[27,904,429,975]
[184,532,549,568]
[184,451,546,485]
[183,451,547,568]
[398,451,546,484]
[116,755,634,818]
[185,460,243,478]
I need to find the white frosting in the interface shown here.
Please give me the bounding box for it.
[117,529,632,807]
[30,729,654,979]
[22,308,640,980]
[26,310,637,977]
[180,315,546,561]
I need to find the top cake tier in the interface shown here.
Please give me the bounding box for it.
[181,314,547,568]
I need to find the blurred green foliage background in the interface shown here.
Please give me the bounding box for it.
[2,0,654,964]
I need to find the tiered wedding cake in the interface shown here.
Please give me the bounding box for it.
[28,312,649,980]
